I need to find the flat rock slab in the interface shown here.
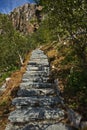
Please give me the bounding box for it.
[22,77,49,82]
[23,71,49,76]
[27,66,49,71]
[6,123,75,130]
[24,70,48,74]
[23,71,49,78]
[27,66,42,71]
[20,82,53,89]
[45,124,75,130]
[28,61,49,66]
[12,96,61,107]
[23,125,39,130]
[67,109,82,128]
[23,74,49,79]
[29,60,49,65]
[17,88,56,97]
[5,124,22,130]
[31,49,44,54]
[27,64,49,68]
[29,58,48,61]
[8,107,65,123]
[30,55,46,59]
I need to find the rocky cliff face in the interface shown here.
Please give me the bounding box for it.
[9,3,42,34]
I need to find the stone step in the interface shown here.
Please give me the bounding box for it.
[23,74,49,79]
[22,77,49,82]
[25,70,48,73]
[8,107,65,123]
[24,70,49,74]
[28,66,41,70]
[28,61,49,66]
[30,55,47,59]
[29,59,48,63]
[6,123,74,130]
[27,66,49,71]
[27,66,42,71]
[27,64,49,68]
[20,82,54,89]
[44,123,74,130]
[31,54,45,57]
[23,71,49,78]
[5,123,40,130]
[31,49,44,54]
[30,57,48,60]
[17,88,56,97]
[22,74,49,80]
[30,53,48,59]
[29,61,49,66]
[12,96,61,107]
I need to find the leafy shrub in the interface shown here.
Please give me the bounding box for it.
[67,68,87,95]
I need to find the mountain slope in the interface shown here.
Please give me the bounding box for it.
[9,3,42,34]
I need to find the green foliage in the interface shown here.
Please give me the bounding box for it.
[33,0,87,113]
[30,18,38,24]
[0,14,45,84]
[34,0,87,92]
[0,14,30,68]
[0,14,32,83]
[66,67,87,95]
[27,19,53,46]
[35,0,87,59]
[0,71,12,85]
[38,0,87,35]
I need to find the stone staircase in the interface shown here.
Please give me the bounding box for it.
[6,49,75,130]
